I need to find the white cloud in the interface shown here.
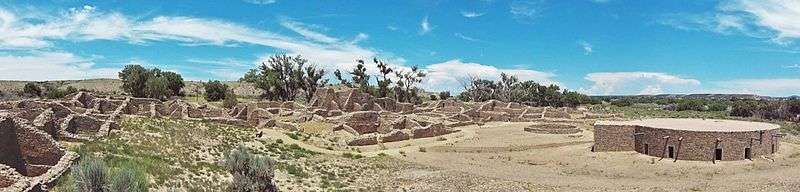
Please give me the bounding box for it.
[661,0,800,43]
[454,33,481,42]
[784,64,800,69]
[582,72,701,95]
[510,0,544,23]
[422,59,558,92]
[579,40,593,55]
[713,79,800,96]
[0,5,399,82]
[727,0,800,42]
[351,33,369,44]
[0,51,117,80]
[187,58,251,68]
[460,11,485,18]
[420,16,433,35]
[638,85,663,95]
[243,0,276,5]
[280,19,338,43]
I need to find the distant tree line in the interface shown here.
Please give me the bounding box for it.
[456,73,597,107]
[604,96,800,122]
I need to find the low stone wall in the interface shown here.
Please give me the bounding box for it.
[524,123,581,134]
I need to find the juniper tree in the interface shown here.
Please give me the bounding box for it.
[374,58,393,98]
[351,60,370,94]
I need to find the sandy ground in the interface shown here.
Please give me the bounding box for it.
[255,119,800,191]
[345,121,800,191]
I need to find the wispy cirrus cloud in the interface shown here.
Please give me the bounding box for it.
[454,33,482,42]
[0,5,402,81]
[578,40,593,55]
[783,64,800,69]
[460,11,485,18]
[510,0,545,23]
[242,0,276,5]
[420,16,433,35]
[660,0,800,44]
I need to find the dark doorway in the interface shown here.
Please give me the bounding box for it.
[745,147,752,160]
[668,146,675,158]
[715,148,723,161]
[643,144,649,155]
[772,144,776,154]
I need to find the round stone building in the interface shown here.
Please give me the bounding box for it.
[593,118,781,162]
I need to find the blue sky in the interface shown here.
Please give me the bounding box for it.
[0,0,799,96]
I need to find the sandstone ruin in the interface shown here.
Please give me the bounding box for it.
[0,87,604,191]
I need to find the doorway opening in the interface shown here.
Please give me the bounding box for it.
[668,146,675,158]
[744,147,752,160]
[715,148,723,161]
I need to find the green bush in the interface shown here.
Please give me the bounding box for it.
[71,158,108,192]
[610,99,633,107]
[204,80,228,101]
[46,86,78,99]
[145,76,169,100]
[676,99,705,111]
[224,145,278,192]
[438,91,451,100]
[23,82,42,97]
[223,90,238,109]
[69,157,148,192]
[108,169,145,192]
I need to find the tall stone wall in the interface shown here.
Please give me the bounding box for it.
[593,124,636,151]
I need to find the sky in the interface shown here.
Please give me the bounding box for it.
[0,0,799,96]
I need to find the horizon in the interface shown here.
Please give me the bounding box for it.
[0,1,799,96]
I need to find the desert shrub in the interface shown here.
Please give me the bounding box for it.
[69,157,148,192]
[223,90,239,108]
[676,99,705,111]
[46,86,78,99]
[224,145,278,192]
[610,99,633,107]
[204,80,228,101]
[429,94,438,101]
[108,169,146,192]
[706,102,729,111]
[438,91,451,100]
[71,158,108,192]
[23,82,42,97]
